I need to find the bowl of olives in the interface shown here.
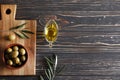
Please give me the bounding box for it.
[3,44,28,69]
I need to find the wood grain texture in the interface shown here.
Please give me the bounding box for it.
[0,4,36,75]
[0,0,119,80]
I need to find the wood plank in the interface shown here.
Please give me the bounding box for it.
[36,53,120,76]
[2,0,120,4]
[15,3,120,11]
[55,76,120,80]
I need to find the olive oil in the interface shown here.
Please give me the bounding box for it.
[44,19,58,47]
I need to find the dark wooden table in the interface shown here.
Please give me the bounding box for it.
[0,0,120,80]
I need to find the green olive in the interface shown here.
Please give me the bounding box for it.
[11,51,19,58]
[7,60,13,66]
[20,56,26,62]
[6,48,12,53]
[19,48,26,55]
[13,57,20,64]
[8,34,16,41]
[18,62,22,65]
[13,46,19,51]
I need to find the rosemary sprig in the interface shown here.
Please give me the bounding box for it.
[9,23,34,39]
[40,54,65,80]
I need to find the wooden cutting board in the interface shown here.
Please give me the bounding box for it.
[0,4,36,75]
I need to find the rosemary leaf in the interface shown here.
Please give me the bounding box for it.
[46,60,54,76]
[21,32,29,39]
[21,30,34,34]
[45,70,49,79]
[13,31,27,39]
[45,69,51,80]
[9,23,27,30]
[47,69,52,80]
[53,54,58,70]
[45,57,54,64]
[50,57,54,63]
[56,65,65,74]
[40,75,44,80]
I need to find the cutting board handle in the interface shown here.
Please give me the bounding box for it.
[1,4,16,20]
